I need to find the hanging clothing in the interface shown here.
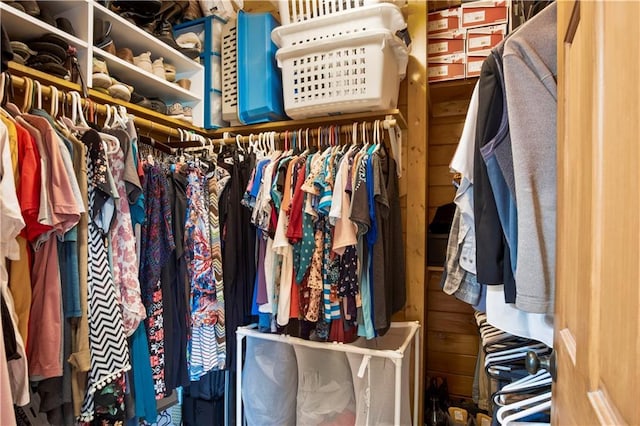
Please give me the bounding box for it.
[66,131,90,419]
[240,137,406,341]
[504,2,558,314]
[219,148,256,370]
[139,162,175,399]
[161,169,189,392]
[207,171,226,367]
[79,129,131,422]
[185,166,222,380]
[105,128,146,336]
[129,323,158,424]
[5,115,39,344]
[0,118,29,410]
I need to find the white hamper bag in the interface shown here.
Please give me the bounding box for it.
[346,329,412,425]
[293,346,357,426]
[242,338,298,426]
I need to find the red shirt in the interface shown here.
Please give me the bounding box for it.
[14,122,52,242]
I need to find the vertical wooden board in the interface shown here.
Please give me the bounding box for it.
[429,121,466,145]
[429,185,456,208]
[427,331,479,356]
[429,166,456,186]
[428,207,438,225]
[425,371,475,398]
[429,144,458,166]
[428,290,475,314]
[398,132,409,197]
[428,271,443,291]
[427,351,478,376]
[428,0,462,12]
[596,2,640,421]
[427,311,479,335]
[398,78,409,109]
[405,1,427,422]
[429,78,477,105]
[430,100,470,118]
[404,0,427,322]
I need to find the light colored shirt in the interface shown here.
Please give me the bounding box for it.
[450,82,480,275]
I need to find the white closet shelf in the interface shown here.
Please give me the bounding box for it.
[0,2,88,48]
[93,47,201,103]
[92,2,204,73]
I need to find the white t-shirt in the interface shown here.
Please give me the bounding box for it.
[0,120,25,260]
[331,153,358,256]
[0,120,29,407]
[485,285,554,347]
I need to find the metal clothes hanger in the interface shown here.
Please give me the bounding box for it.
[496,391,552,425]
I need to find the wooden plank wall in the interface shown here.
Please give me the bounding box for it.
[425,78,479,401]
[400,3,427,422]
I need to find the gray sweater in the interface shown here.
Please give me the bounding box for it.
[503,2,557,314]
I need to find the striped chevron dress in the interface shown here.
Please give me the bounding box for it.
[208,172,226,368]
[80,130,131,421]
[185,167,221,380]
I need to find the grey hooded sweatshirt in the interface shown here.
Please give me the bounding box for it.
[503,2,557,314]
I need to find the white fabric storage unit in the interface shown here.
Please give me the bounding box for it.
[237,321,421,426]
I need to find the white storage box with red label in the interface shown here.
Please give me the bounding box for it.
[275,29,409,119]
[428,7,461,34]
[466,24,507,56]
[461,0,508,29]
[428,53,466,82]
[272,3,407,48]
[428,29,465,58]
[429,52,466,64]
[466,55,486,77]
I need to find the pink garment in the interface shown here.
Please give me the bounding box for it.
[27,237,62,379]
[22,114,80,235]
[108,147,145,336]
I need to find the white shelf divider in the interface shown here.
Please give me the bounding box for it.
[0,2,88,48]
[93,47,201,103]
[91,2,204,74]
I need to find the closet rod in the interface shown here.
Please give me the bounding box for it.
[206,120,399,147]
[3,72,208,142]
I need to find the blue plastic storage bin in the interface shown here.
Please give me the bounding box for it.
[174,15,229,129]
[237,10,288,124]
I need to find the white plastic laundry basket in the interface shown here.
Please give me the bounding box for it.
[242,338,298,426]
[275,28,409,119]
[271,3,407,48]
[277,0,407,25]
